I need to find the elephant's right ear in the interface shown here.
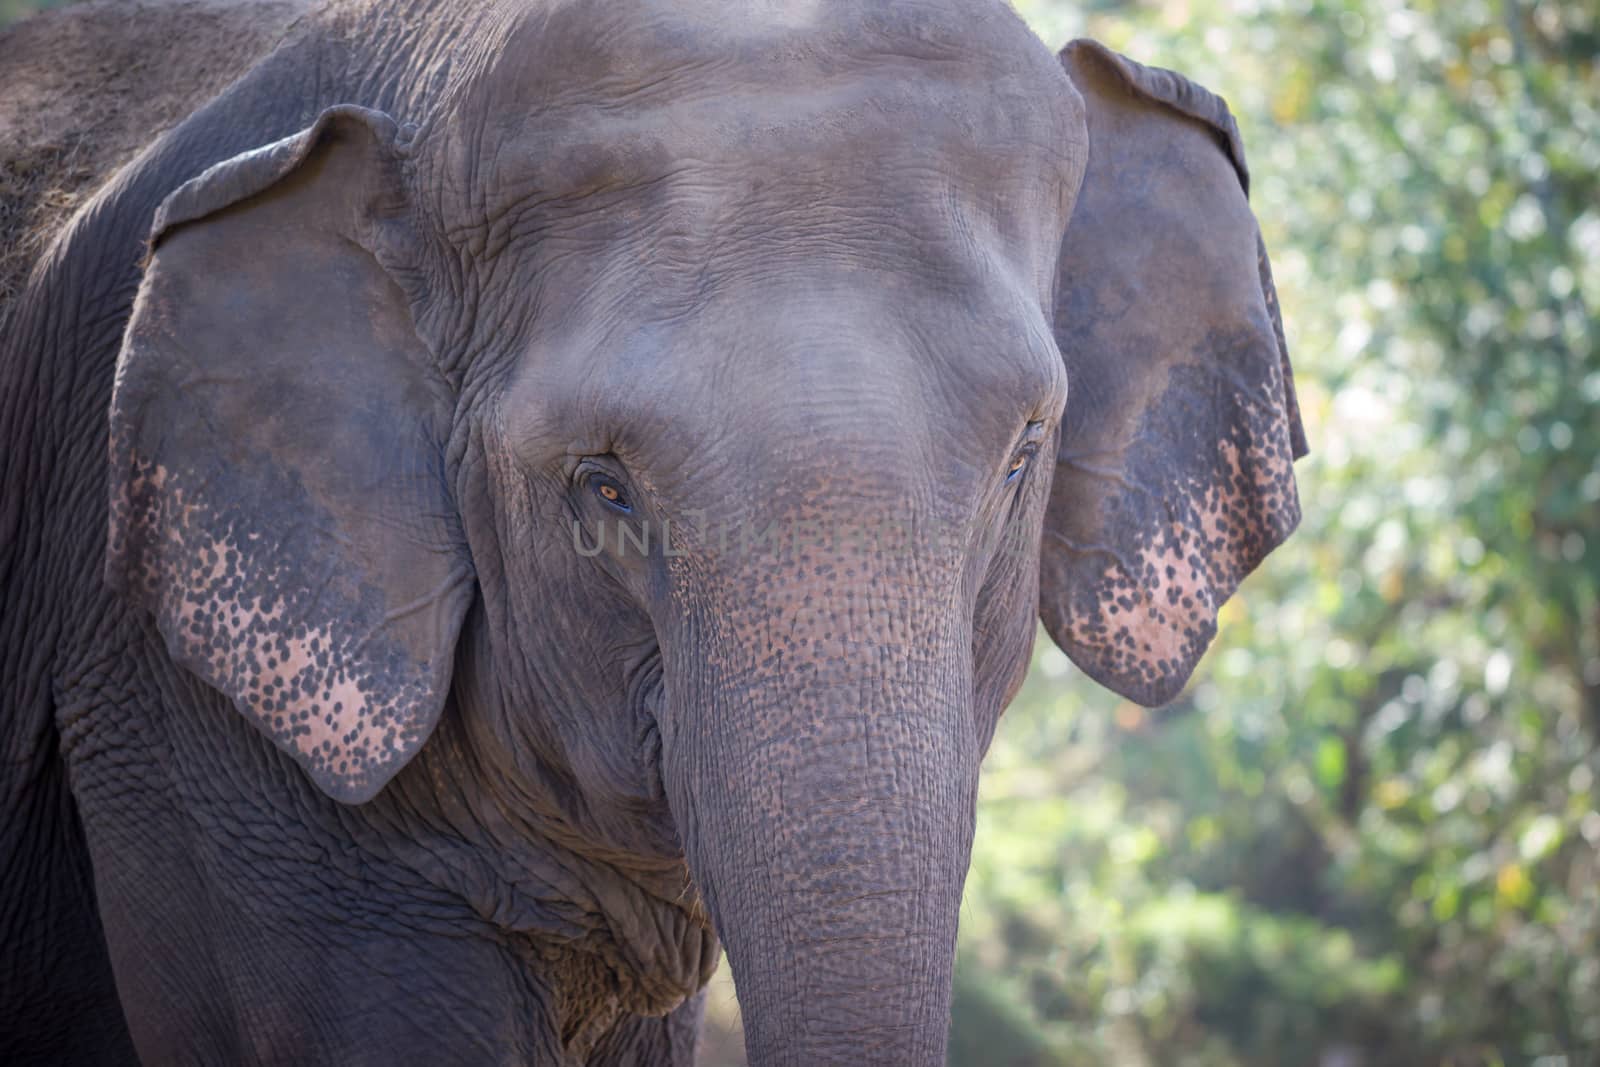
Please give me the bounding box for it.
[107,106,475,804]
[1039,42,1306,708]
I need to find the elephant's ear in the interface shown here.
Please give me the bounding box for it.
[1040,41,1307,707]
[107,106,475,803]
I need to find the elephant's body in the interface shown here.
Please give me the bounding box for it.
[1,1,1305,1063]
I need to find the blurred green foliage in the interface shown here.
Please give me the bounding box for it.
[957,1,1599,1064]
[4,0,1595,1063]
[0,0,67,26]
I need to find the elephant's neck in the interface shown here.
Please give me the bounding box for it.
[369,711,716,1027]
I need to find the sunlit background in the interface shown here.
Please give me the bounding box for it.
[5,1,1595,1064]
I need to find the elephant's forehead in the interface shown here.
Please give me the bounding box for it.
[508,0,1047,76]
[473,0,1080,180]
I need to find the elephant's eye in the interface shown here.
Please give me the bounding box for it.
[1005,422,1047,487]
[1005,446,1038,485]
[592,476,633,513]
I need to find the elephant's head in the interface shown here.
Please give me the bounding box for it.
[106,2,1303,1061]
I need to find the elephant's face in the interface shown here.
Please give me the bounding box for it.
[447,0,1077,850]
[106,0,1304,1060]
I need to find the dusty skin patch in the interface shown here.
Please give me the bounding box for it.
[1085,434,1299,689]
[1041,342,1303,706]
[109,458,440,802]
[0,0,305,327]
[173,547,379,774]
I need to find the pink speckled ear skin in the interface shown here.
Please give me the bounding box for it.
[1042,41,1308,707]
[107,107,474,803]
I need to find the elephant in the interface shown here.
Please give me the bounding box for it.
[0,0,1306,1063]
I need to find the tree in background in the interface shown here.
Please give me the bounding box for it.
[957,1,1599,1063]
[0,0,65,29]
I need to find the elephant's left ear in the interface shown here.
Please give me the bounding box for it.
[107,106,475,803]
[1040,41,1308,707]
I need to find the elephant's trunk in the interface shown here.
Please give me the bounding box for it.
[658,597,977,1065]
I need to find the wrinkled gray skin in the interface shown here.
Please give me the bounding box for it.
[0,0,1306,1063]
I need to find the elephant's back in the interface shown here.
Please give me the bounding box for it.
[0,0,310,328]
